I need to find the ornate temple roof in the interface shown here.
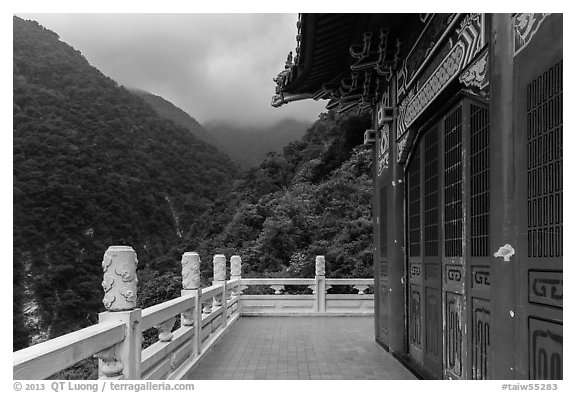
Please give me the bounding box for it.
[272,13,414,113]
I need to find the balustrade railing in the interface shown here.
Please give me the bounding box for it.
[13,249,372,380]
[239,256,374,316]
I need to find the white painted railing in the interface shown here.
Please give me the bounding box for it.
[239,257,374,316]
[13,250,372,380]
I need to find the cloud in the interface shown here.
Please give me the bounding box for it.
[17,13,327,127]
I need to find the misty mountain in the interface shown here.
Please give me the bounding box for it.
[206,119,310,168]
[129,89,227,152]
[13,16,238,350]
[130,89,309,169]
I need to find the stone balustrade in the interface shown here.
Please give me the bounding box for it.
[13,249,372,380]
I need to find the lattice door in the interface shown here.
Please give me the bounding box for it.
[406,99,491,380]
[511,14,562,380]
[516,60,563,380]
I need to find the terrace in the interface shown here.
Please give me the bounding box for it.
[13,246,415,380]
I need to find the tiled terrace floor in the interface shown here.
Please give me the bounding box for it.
[188,317,417,380]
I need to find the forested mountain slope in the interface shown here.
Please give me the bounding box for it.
[13,16,238,350]
[129,89,228,154]
[183,111,374,281]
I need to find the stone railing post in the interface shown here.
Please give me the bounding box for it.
[213,254,227,328]
[181,251,201,357]
[315,255,326,313]
[97,246,142,380]
[230,255,242,314]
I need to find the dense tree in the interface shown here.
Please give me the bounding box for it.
[13,16,238,350]
[185,110,374,280]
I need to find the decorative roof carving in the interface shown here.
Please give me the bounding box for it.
[513,13,550,56]
[459,49,489,89]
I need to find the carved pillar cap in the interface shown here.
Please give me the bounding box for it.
[102,245,138,312]
[230,255,242,277]
[181,252,200,290]
[315,255,325,276]
[213,254,226,282]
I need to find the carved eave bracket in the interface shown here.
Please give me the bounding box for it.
[331,28,400,115]
[459,48,490,95]
[349,32,373,60]
[350,29,400,82]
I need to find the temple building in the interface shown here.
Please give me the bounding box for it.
[272,13,563,380]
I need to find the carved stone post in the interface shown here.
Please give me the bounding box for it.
[230,255,241,297]
[213,254,227,328]
[231,256,242,315]
[212,254,226,306]
[315,255,326,313]
[97,246,141,380]
[181,252,202,356]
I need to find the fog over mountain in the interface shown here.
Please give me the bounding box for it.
[205,119,311,168]
[16,13,327,128]
[132,88,310,168]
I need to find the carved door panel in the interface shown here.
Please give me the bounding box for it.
[467,103,491,379]
[513,14,563,380]
[407,125,443,378]
[407,145,423,364]
[422,126,443,377]
[407,99,490,380]
[442,104,466,380]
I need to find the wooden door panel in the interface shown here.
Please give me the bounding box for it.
[407,145,424,363]
[468,103,491,379]
[442,104,466,380]
[513,14,562,380]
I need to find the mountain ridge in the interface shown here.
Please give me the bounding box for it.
[13,16,238,351]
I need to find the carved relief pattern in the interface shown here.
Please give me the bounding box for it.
[514,14,551,56]
[403,42,465,129]
[529,318,563,379]
[410,286,422,348]
[397,13,459,99]
[315,256,325,276]
[230,255,242,277]
[101,246,138,311]
[459,49,489,89]
[446,265,463,283]
[396,13,484,140]
[377,123,389,177]
[472,299,490,380]
[472,267,490,289]
[213,254,226,282]
[378,152,389,177]
[397,133,408,163]
[446,292,464,377]
[529,271,563,308]
[182,252,200,290]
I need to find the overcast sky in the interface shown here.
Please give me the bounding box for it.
[17,13,327,128]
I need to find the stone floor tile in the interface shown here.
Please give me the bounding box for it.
[188,317,417,380]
